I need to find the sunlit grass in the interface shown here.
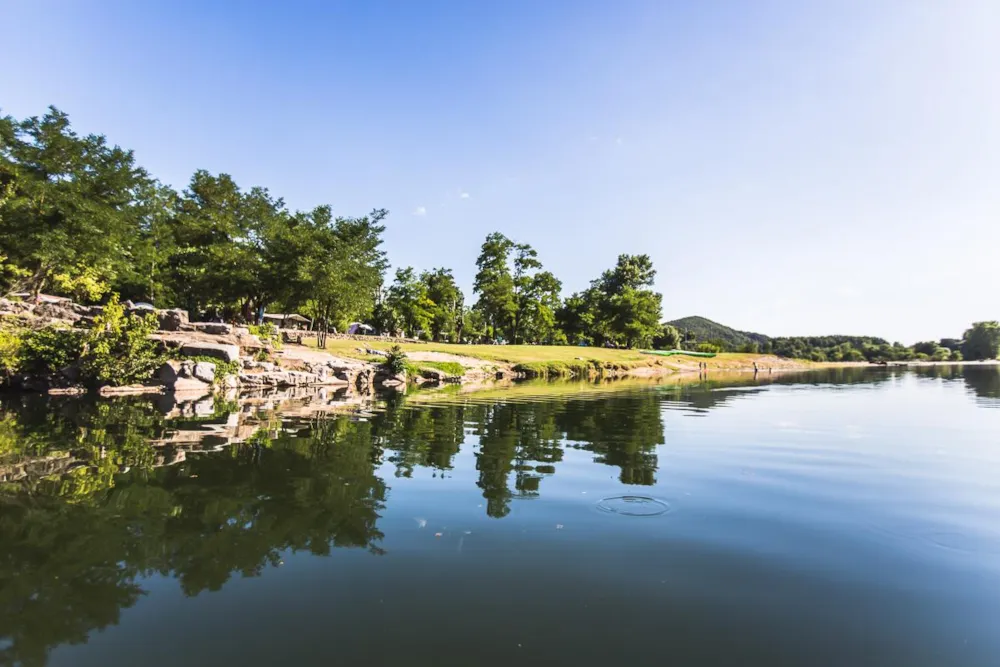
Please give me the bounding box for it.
[298,338,789,374]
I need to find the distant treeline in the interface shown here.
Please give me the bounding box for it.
[672,323,1000,362]
[1,106,997,358]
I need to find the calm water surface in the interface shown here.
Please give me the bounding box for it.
[1,366,999,666]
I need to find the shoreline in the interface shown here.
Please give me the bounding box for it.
[2,304,996,398]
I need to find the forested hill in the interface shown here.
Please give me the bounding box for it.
[667,316,770,349]
[665,315,995,362]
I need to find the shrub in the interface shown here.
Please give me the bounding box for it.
[382,345,408,375]
[696,342,722,354]
[249,322,282,349]
[79,294,163,386]
[19,327,83,374]
[950,350,963,362]
[931,347,951,361]
[0,328,23,377]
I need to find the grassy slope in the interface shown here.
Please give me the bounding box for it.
[324,339,649,363]
[302,338,798,375]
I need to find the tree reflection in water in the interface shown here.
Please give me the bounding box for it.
[0,365,997,665]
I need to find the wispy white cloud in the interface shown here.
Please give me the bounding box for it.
[615,136,623,146]
[413,206,427,216]
[459,191,471,199]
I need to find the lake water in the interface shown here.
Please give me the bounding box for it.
[1,366,999,667]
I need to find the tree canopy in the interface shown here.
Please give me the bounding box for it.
[962,322,1000,361]
[2,105,994,355]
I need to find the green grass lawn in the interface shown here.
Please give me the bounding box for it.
[405,360,466,377]
[302,338,666,376]
[310,338,649,363]
[299,338,787,376]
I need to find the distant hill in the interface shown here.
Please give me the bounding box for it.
[666,316,770,349]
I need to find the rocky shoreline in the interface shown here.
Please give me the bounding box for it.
[0,298,423,397]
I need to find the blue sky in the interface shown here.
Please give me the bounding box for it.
[2,0,997,342]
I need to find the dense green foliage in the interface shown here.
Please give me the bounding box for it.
[0,108,152,301]
[405,360,465,378]
[0,297,163,386]
[2,106,995,356]
[472,233,562,344]
[78,295,162,386]
[1,106,388,331]
[16,327,83,375]
[651,324,682,350]
[668,316,995,363]
[382,345,408,376]
[556,254,663,348]
[961,322,1000,361]
[247,322,281,349]
[666,316,768,351]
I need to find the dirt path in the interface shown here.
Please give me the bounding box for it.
[277,345,368,368]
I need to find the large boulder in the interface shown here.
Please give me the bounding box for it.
[236,368,342,388]
[234,331,266,353]
[418,367,461,383]
[192,361,217,385]
[355,368,374,393]
[242,360,276,372]
[33,302,81,322]
[375,371,407,387]
[179,342,240,363]
[157,360,213,392]
[192,322,233,336]
[157,308,189,331]
[0,298,33,316]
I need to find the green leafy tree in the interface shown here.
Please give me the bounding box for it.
[0,107,155,299]
[420,268,464,341]
[461,307,487,343]
[17,327,83,375]
[931,347,951,361]
[962,321,1000,361]
[111,182,180,305]
[473,234,561,344]
[510,243,542,343]
[653,324,682,350]
[370,295,402,337]
[386,267,434,338]
[472,232,516,341]
[520,270,563,344]
[939,338,962,352]
[295,207,389,332]
[556,290,598,345]
[590,255,663,348]
[80,294,162,386]
[169,171,293,319]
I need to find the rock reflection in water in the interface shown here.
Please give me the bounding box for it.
[0,365,998,666]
